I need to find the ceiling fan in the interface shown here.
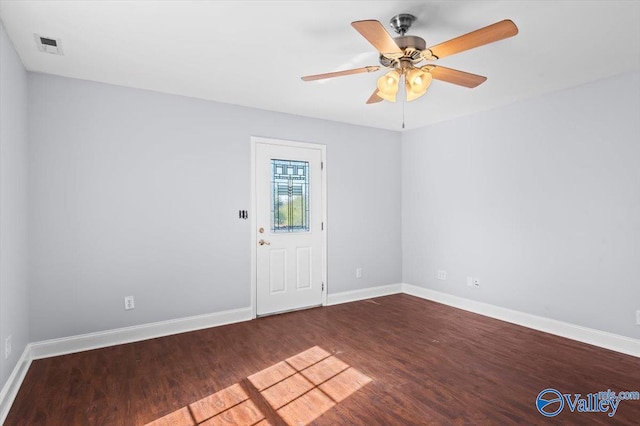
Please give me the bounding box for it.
[301,14,518,104]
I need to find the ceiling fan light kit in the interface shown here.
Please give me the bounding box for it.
[302,13,518,105]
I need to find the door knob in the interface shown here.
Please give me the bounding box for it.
[258,239,271,246]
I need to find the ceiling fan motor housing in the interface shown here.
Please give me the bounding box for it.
[380,14,426,67]
[379,35,426,67]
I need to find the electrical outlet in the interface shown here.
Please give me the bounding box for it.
[473,278,480,288]
[5,335,11,359]
[355,268,362,278]
[437,270,447,280]
[636,310,640,325]
[467,276,473,287]
[124,296,135,310]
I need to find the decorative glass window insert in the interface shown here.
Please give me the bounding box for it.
[271,159,310,232]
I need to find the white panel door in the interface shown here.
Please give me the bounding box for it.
[255,142,323,316]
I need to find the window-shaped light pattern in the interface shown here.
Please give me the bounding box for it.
[271,159,309,232]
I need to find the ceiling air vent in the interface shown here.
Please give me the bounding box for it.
[34,34,64,55]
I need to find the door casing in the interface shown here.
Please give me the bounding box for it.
[250,136,327,318]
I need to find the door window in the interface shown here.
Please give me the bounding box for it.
[271,159,309,233]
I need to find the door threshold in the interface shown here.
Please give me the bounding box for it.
[257,304,323,318]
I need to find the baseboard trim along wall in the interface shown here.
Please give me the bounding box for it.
[0,306,253,423]
[0,345,32,424]
[402,283,640,358]
[3,283,638,422]
[326,283,403,306]
[30,306,254,360]
[325,283,638,357]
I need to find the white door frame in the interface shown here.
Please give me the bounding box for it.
[250,136,327,318]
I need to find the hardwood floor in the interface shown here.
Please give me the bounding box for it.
[6,294,640,425]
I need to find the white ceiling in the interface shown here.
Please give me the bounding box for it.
[1,1,639,131]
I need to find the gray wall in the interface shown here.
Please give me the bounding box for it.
[402,71,640,339]
[3,21,637,384]
[27,73,402,342]
[0,22,29,388]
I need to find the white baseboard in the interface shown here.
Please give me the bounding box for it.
[3,283,638,423]
[402,283,640,358]
[0,345,32,424]
[30,306,253,360]
[1,306,253,423]
[327,283,402,306]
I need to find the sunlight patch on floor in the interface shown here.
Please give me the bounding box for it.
[145,346,372,426]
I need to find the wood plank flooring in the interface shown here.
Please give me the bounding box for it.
[5,294,640,425]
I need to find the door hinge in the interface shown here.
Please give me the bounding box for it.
[321,222,324,231]
[321,161,324,170]
[322,282,324,291]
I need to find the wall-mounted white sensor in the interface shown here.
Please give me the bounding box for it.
[34,34,64,55]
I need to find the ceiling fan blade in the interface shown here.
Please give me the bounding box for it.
[426,19,518,60]
[301,66,380,81]
[428,66,487,88]
[351,20,403,57]
[366,89,383,104]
